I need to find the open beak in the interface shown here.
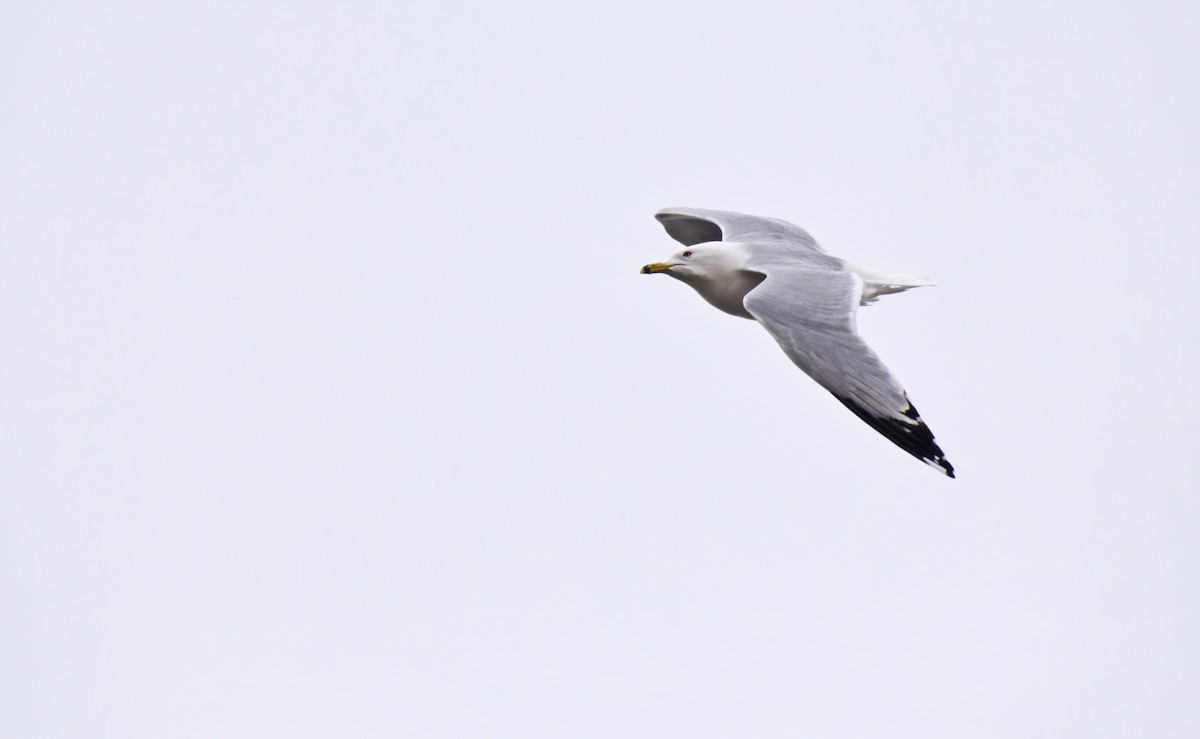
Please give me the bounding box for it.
[641,262,674,274]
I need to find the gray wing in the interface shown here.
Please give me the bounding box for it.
[742,266,955,477]
[655,207,826,253]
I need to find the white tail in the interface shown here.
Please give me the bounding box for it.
[844,262,934,306]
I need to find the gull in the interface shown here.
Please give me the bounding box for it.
[642,207,954,477]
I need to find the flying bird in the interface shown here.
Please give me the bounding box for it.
[642,207,955,477]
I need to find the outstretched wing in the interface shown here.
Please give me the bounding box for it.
[741,265,955,477]
[655,207,826,254]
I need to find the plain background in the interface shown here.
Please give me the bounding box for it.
[3,1,1198,737]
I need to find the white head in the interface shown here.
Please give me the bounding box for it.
[640,242,743,284]
[640,241,761,319]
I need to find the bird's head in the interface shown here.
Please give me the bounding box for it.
[640,243,736,283]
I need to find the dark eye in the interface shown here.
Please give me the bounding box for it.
[682,250,693,258]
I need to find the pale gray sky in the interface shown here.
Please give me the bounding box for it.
[3,1,1198,737]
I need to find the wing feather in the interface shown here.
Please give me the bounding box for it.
[656,207,825,253]
[742,266,955,477]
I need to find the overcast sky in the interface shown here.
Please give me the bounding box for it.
[3,1,1199,737]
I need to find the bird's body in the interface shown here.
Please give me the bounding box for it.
[643,207,955,477]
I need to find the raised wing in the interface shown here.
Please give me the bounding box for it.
[655,207,825,253]
[742,266,954,477]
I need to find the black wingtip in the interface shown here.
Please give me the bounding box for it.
[837,396,955,479]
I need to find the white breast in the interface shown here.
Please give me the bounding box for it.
[686,270,764,319]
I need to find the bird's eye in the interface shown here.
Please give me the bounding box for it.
[682,250,693,258]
